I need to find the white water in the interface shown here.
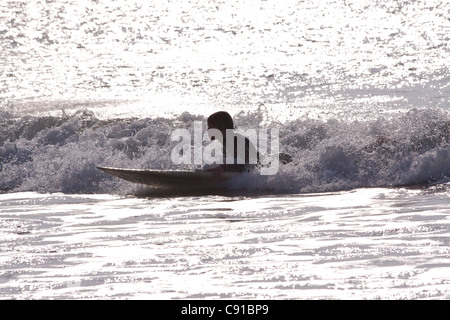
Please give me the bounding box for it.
[1,0,449,300]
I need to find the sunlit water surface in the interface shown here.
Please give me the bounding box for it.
[1,0,449,300]
[1,186,449,299]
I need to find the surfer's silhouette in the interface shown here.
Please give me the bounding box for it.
[205,111,292,175]
[205,111,258,174]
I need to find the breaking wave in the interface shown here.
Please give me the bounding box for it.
[1,106,449,194]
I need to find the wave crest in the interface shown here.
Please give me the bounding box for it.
[1,108,449,194]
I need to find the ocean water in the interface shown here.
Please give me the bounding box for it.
[1,0,449,300]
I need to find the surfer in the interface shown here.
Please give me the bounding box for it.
[205,111,260,174]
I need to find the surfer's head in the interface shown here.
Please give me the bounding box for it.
[207,111,234,132]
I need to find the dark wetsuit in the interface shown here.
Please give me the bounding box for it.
[221,134,260,173]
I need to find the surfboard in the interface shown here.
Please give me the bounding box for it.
[97,167,242,188]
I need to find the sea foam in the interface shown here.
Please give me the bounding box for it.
[1,107,449,194]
